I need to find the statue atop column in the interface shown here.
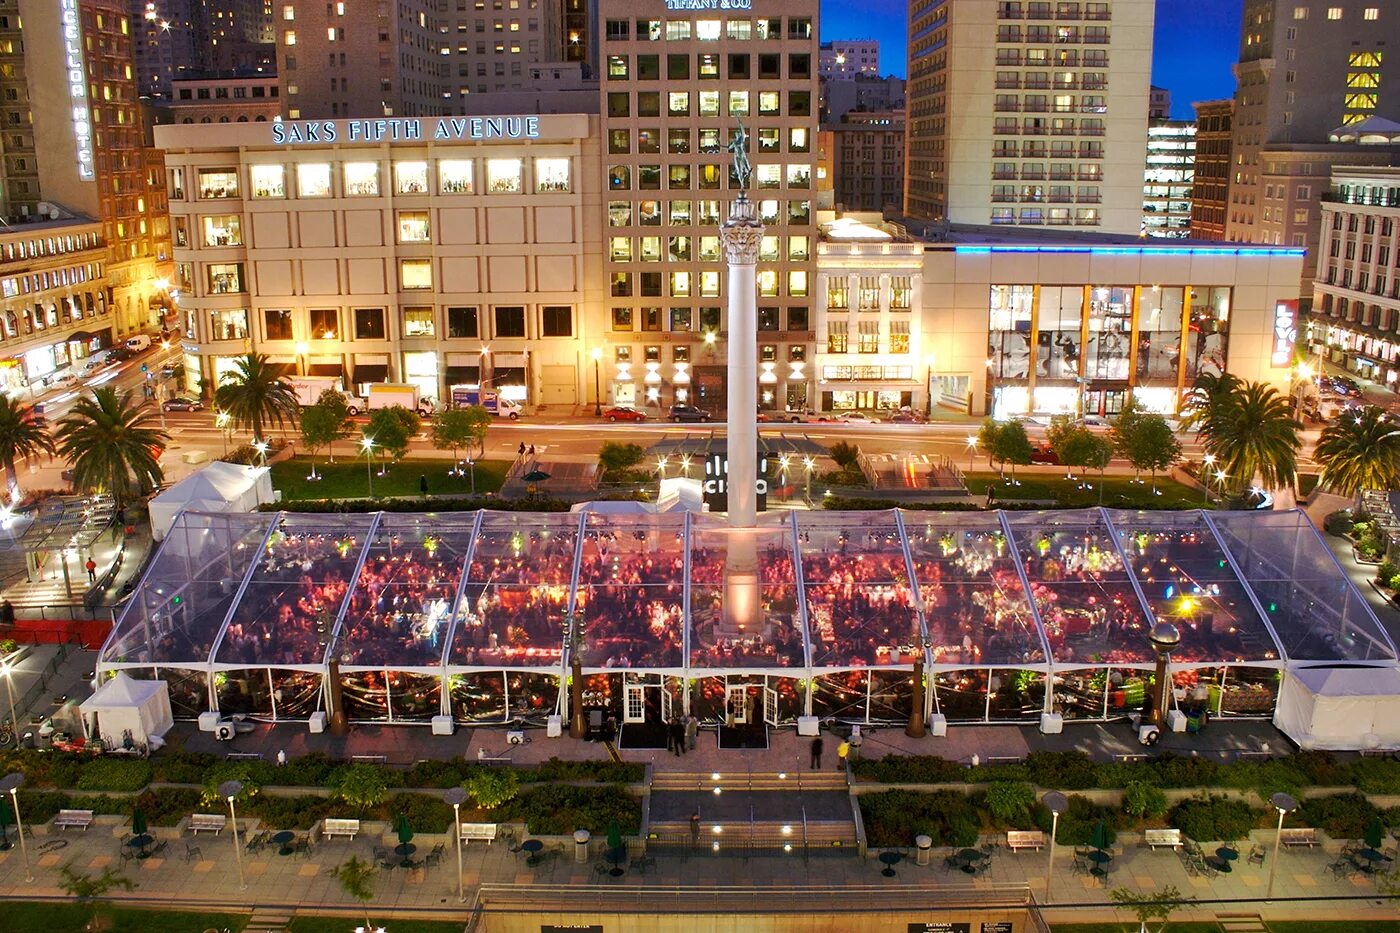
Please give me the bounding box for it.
[726,121,752,193]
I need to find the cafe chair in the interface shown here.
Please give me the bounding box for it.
[183,841,202,863]
[149,840,168,859]
[941,853,962,873]
[1248,843,1265,866]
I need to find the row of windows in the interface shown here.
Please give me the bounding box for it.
[175,85,278,100]
[994,47,1109,66]
[0,262,102,299]
[992,141,1106,160]
[175,206,537,250]
[194,257,456,295]
[610,305,809,336]
[1319,295,1400,331]
[0,292,105,339]
[825,277,914,311]
[609,269,808,299]
[1323,267,1398,301]
[1292,6,1381,20]
[609,126,809,155]
[172,156,571,201]
[606,197,812,227]
[605,88,811,119]
[607,163,811,191]
[0,232,102,263]
[825,320,912,355]
[994,25,1111,42]
[609,235,809,263]
[606,52,809,81]
[990,207,1102,225]
[604,17,813,43]
[217,303,570,344]
[996,3,1112,20]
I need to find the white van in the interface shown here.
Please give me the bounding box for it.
[126,334,152,351]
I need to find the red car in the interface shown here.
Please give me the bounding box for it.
[602,405,647,423]
[1029,445,1060,465]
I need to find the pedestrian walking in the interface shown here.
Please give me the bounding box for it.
[837,738,850,770]
[685,713,699,751]
[85,557,97,582]
[518,442,526,459]
[689,811,701,846]
[809,735,824,769]
[665,715,676,753]
[528,444,536,457]
[669,717,685,756]
[276,749,287,767]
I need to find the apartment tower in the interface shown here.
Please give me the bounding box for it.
[905,0,1155,234]
[1189,98,1233,240]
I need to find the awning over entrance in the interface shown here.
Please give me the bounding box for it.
[445,366,480,385]
[307,361,344,378]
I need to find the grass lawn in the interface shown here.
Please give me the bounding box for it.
[962,471,1206,509]
[1051,925,1220,933]
[3,903,246,932]
[288,919,465,933]
[1055,924,1400,933]
[271,456,510,501]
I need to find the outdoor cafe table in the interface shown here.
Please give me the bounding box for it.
[605,846,627,877]
[955,848,984,874]
[271,831,296,856]
[879,851,902,877]
[126,834,154,859]
[395,842,417,868]
[1213,846,1239,874]
[522,839,544,866]
[1357,848,1388,872]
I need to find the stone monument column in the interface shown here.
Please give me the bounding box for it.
[720,193,764,529]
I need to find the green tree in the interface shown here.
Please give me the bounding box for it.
[332,856,379,931]
[984,781,1035,823]
[55,387,168,509]
[828,441,862,473]
[363,405,420,471]
[1052,424,1097,481]
[1045,414,1077,453]
[213,352,301,444]
[432,405,491,466]
[993,419,1033,482]
[1180,371,1241,437]
[977,418,1004,471]
[1083,434,1114,505]
[56,860,134,932]
[0,394,56,499]
[1202,380,1301,494]
[330,763,389,814]
[1109,884,1190,933]
[314,389,352,463]
[299,401,350,479]
[598,441,645,481]
[1314,404,1400,502]
[1116,412,1182,493]
[463,766,520,809]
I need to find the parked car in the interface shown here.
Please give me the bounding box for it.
[49,371,80,388]
[887,408,925,424]
[781,409,825,423]
[1326,375,1362,397]
[836,411,876,423]
[668,404,713,423]
[106,347,133,363]
[602,405,646,423]
[1029,445,1060,465]
[161,397,204,412]
[125,334,153,351]
[159,364,177,379]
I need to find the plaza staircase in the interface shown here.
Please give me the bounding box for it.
[647,770,858,854]
[1215,915,1269,933]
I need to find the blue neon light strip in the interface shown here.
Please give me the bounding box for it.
[953,245,1307,258]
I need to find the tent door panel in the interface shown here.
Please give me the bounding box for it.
[727,684,747,724]
[763,684,778,727]
[623,684,646,724]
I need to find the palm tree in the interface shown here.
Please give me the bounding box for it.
[55,387,169,509]
[1314,405,1400,500]
[1180,371,1241,436]
[0,395,56,499]
[1202,380,1300,494]
[213,352,300,445]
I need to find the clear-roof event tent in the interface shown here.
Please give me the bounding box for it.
[98,508,1397,730]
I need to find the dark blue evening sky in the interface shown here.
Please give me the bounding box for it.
[820,0,1244,121]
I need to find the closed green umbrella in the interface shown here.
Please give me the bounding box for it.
[132,808,147,837]
[606,820,622,852]
[1089,820,1109,851]
[1366,816,1386,850]
[396,814,414,846]
[0,798,10,850]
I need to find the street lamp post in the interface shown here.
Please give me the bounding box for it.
[0,662,17,735]
[1201,454,1215,503]
[1265,791,1297,902]
[219,779,247,890]
[445,787,468,902]
[591,347,602,416]
[362,437,375,498]
[1043,791,1068,904]
[215,412,230,457]
[1,772,32,882]
[966,435,977,471]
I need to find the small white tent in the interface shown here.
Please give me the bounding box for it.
[149,461,273,541]
[1274,666,1400,751]
[79,672,174,750]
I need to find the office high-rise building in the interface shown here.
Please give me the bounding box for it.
[904,0,1155,234]
[1190,98,1233,240]
[1148,85,1170,119]
[819,40,880,80]
[131,1,274,100]
[439,0,565,111]
[1225,1,1400,246]
[277,0,444,119]
[825,111,905,214]
[598,0,819,415]
[1142,119,1195,237]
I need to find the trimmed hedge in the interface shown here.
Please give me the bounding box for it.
[1166,795,1264,843]
[73,759,152,793]
[860,790,981,848]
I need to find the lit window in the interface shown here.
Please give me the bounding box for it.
[788,271,808,297]
[202,215,243,247]
[1292,5,1307,18]
[1364,7,1379,19]
[402,306,435,338]
[728,90,749,116]
[250,164,285,198]
[197,169,239,199]
[535,158,570,192]
[671,271,690,297]
[439,159,473,194]
[282,4,295,19]
[1327,7,1342,18]
[297,163,332,197]
[397,210,430,243]
[486,158,522,193]
[395,161,428,194]
[695,19,721,40]
[344,162,379,196]
[283,29,296,44]
[400,259,433,290]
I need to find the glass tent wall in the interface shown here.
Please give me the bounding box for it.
[98,507,1398,727]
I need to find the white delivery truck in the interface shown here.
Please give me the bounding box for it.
[367,382,438,417]
[288,375,366,414]
[450,385,522,419]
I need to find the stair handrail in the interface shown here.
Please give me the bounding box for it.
[801,804,808,853]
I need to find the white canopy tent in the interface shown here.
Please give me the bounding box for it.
[149,461,274,541]
[1274,666,1400,750]
[79,672,174,750]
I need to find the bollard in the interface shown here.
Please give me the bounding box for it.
[916,835,932,867]
[573,829,591,863]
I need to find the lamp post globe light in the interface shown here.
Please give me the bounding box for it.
[1042,791,1068,904]
[361,437,376,498]
[219,779,247,890]
[444,787,468,902]
[1,772,32,882]
[1147,621,1181,729]
[591,346,603,416]
[1266,791,1297,902]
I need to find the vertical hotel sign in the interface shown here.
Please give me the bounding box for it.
[60,0,95,180]
[1272,299,1299,367]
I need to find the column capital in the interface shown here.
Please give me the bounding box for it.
[720,222,764,265]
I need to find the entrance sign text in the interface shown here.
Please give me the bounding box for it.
[60,0,94,180]
[665,0,752,7]
[272,116,541,146]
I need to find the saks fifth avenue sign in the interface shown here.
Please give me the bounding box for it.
[60,0,95,180]
[271,116,541,146]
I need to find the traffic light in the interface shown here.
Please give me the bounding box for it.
[141,363,148,373]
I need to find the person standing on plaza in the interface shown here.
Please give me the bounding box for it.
[689,811,701,847]
[809,735,824,769]
[837,738,850,770]
[685,713,699,752]
[670,717,686,756]
[85,557,97,582]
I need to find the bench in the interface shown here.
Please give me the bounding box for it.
[351,755,388,765]
[1143,828,1183,850]
[1280,828,1319,848]
[321,818,360,841]
[54,809,94,831]
[1006,830,1045,852]
[459,822,498,844]
[188,813,226,835]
